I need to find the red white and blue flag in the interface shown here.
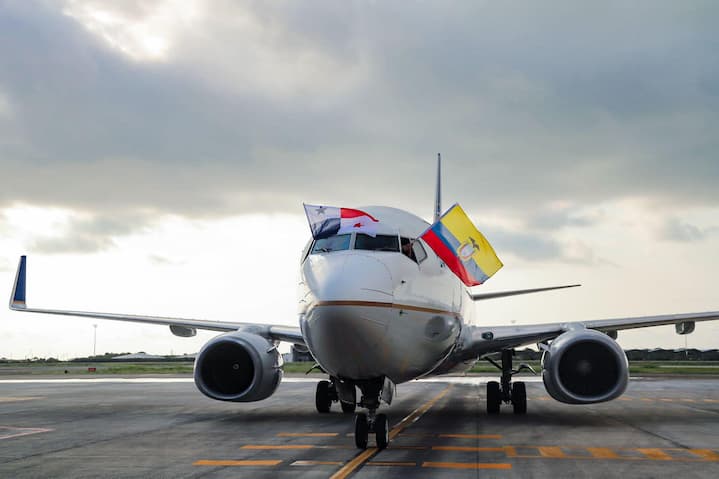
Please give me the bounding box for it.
[304,204,379,239]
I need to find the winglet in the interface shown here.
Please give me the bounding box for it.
[10,256,27,310]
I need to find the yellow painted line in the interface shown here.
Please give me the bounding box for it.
[588,447,620,459]
[539,447,567,458]
[433,446,504,452]
[329,385,453,479]
[641,398,652,402]
[439,434,502,439]
[422,462,512,470]
[367,461,417,467]
[291,460,344,466]
[193,460,282,467]
[681,399,696,403]
[278,432,338,437]
[659,399,675,403]
[241,444,313,450]
[388,385,453,440]
[637,448,673,460]
[703,399,719,403]
[690,449,719,461]
[504,446,518,458]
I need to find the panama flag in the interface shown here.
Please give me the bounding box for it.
[304,204,379,239]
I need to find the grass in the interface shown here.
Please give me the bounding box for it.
[1,361,718,376]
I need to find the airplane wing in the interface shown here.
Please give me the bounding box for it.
[469,284,581,301]
[462,310,719,359]
[8,256,305,346]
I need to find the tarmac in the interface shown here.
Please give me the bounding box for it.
[1,375,718,478]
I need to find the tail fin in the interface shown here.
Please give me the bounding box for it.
[434,153,442,222]
[10,256,27,309]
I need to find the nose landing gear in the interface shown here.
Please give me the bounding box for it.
[353,377,391,450]
[485,349,534,414]
[354,411,388,450]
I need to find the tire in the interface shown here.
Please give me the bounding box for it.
[354,413,368,449]
[487,381,501,415]
[375,413,389,450]
[315,380,332,413]
[341,401,356,414]
[512,381,527,415]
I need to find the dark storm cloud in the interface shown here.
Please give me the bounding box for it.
[1,1,717,245]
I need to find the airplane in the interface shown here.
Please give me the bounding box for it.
[8,157,719,450]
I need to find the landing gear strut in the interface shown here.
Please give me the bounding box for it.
[353,378,390,450]
[485,349,532,415]
[315,378,356,414]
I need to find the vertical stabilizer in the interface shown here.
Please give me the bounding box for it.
[434,153,442,222]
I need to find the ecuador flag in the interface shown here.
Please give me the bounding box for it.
[420,204,502,286]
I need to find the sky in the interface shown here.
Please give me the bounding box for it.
[1,0,718,359]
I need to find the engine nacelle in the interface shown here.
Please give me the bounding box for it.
[542,329,628,404]
[194,331,283,402]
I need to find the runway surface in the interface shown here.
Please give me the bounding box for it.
[1,375,718,478]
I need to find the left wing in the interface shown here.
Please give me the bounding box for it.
[461,310,719,359]
[9,256,305,345]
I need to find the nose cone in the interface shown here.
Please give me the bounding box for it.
[302,253,394,302]
[300,253,395,379]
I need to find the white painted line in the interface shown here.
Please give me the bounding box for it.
[0,426,53,440]
[0,376,548,385]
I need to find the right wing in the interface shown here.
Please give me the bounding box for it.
[461,310,719,359]
[9,256,305,345]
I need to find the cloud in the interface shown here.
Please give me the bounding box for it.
[0,1,716,228]
[28,213,153,254]
[0,257,10,272]
[658,218,716,243]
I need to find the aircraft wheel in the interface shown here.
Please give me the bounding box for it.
[375,413,389,450]
[487,381,501,414]
[315,380,332,413]
[354,413,368,449]
[512,381,527,415]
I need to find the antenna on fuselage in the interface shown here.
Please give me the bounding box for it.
[434,153,442,222]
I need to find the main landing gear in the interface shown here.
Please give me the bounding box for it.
[315,378,356,414]
[485,349,533,415]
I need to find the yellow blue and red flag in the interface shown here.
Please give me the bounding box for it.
[420,204,502,286]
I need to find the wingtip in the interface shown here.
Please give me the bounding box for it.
[9,255,27,310]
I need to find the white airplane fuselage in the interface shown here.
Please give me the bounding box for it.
[299,206,476,384]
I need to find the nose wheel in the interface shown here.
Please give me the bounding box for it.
[354,412,389,450]
[485,349,532,414]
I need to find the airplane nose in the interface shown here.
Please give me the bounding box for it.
[300,253,395,379]
[303,253,394,302]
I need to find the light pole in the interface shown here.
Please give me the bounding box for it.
[93,324,97,357]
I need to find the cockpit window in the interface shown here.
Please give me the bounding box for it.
[401,237,428,263]
[311,234,351,254]
[354,234,399,252]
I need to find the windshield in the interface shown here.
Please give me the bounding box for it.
[354,234,399,252]
[311,234,351,254]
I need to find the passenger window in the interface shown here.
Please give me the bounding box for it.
[355,234,399,252]
[401,237,427,264]
[311,234,351,254]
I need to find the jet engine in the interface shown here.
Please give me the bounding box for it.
[194,331,282,402]
[541,329,628,404]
